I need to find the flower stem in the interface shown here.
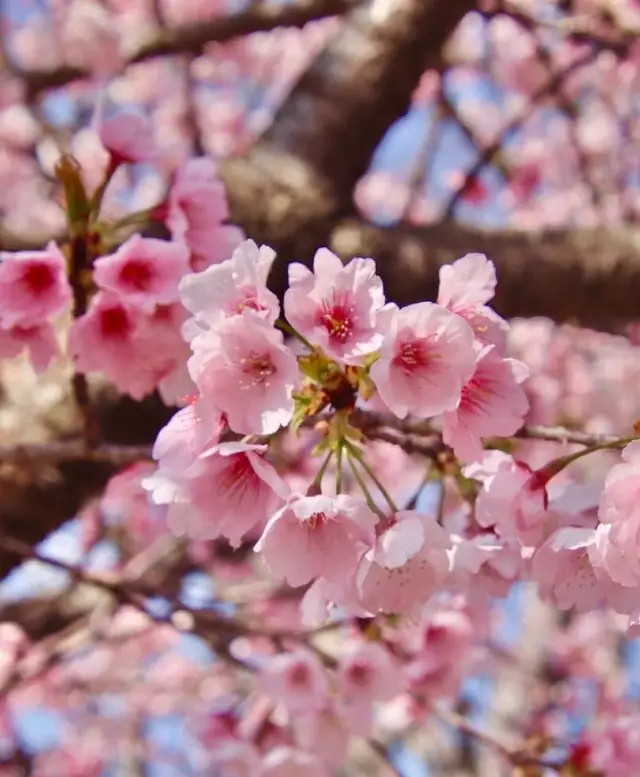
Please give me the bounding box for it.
[335,442,344,495]
[345,440,398,513]
[346,450,386,520]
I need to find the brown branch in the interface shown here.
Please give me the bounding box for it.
[330,217,640,333]
[17,0,358,98]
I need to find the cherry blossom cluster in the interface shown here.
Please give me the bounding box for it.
[0,111,243,402]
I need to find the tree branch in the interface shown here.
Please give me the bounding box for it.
[18,0,358,98]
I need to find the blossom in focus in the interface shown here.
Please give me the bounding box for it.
[145,441,289,548]
[369,301,477,419]
[180,239,280,329]
[437,253,508,348]
[284,248,393,364]
[464,451,549,546]
[442,345,529,462]
[356,511,452,614]
[256,494,378,587]
[187,310,298,435]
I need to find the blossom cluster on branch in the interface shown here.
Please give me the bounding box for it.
[3,116,640,774]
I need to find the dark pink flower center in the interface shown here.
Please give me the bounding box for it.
[240,352,275,385]
[220,454,255,496]
[393,340,431,374]
[119,259,153,290]
[23,262,55,296]
[348,660,372,686]
[99,305,131,340]
[307,511,328,530]
[319,301,354,344]
[289,663,310,687]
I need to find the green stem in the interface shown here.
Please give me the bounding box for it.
[539,434,639,483]
[346,451,386,520]
[345,439,398,513]
[312,449,334,490]
[275,319,314,351]
[335,443,343,495]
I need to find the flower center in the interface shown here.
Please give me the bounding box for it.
[23,262,54,295]
[348,660,372,686]
[119,259,153,290]
[393,339,431,374]
[99,305,131,340]
[240,352,275,386]
[234,287,265,315]
[307,511,328,530]
[319,300,354,344]
[289,663,310,687]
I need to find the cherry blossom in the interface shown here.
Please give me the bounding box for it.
[464,451,549,546]
[187,311,298,435]
[93,235,190,309]
[98,110,157,166]
[369,301,477,419]
[442,345,529,462]
[166,157,244,269]
[256,494,378,587]
[145,441,289,547]
[284,248,393,364]
[260,650,329,714]
[0,243,71,328]
[356,511,452,614]
[180,239,280,329]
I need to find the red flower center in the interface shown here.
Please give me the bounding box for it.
[23,262,55,296]
[394,340,431,374]
[119,259,153,290]
[99,305,131,339]
[319,300,354,344]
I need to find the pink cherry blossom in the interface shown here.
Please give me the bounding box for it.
[167,157,244,268]
[260,748,327,777]
[356,511,452,614]
[98,110,156,166]
[69,293,183,400]
[532,527,605,611]
[405,606,475,698]
[179,239,280,328]
[208,742,261,777]
[336,642,403,732]
[464,451,549,546]
[597,440,640,580]
[292,707,350,771]
[0,242,71,328]
[447,532,523,601]
[442,345,529,462]
[93,235,190,309]
[0,321,59,373]
[152,399,226,472]
[187,311,298,435]
[284,248,393,364]
[255,494,378,587]
[590,716,640,777]
[437,253,508,348]
[369,302,477,419]
[260,650,329,714]
[145,441,289,548]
